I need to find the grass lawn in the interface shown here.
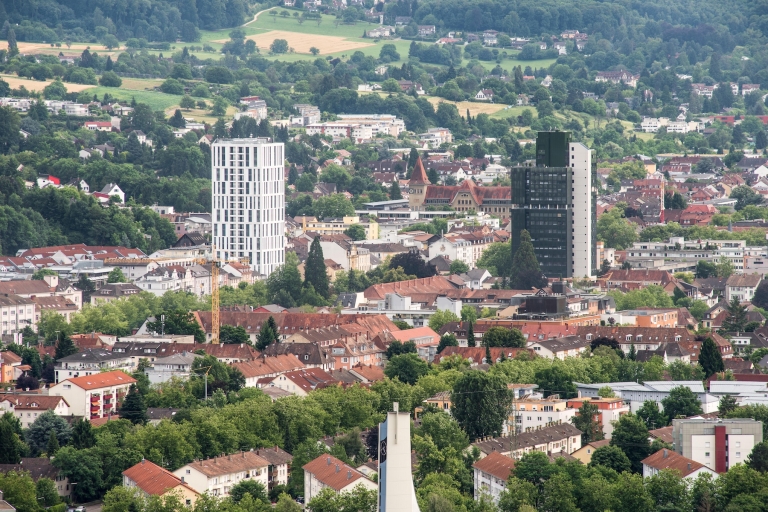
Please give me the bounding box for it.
[163,105,239,124]
[248,9,380,39]
[466,54,557,74]
[490,105,536,119]
[85,86,181,110]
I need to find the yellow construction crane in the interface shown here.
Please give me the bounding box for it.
[195,245,249,345]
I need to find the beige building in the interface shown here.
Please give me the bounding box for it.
[123,459,200,507]
[570,439,610,465]
[173,452,270,497]
[300,216,379,240]
[510,395,577,434]
[302,455,377,505]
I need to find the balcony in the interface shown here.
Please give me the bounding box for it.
[90,395,101,403]
[103,393,113,400]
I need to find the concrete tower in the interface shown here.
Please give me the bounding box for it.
[407,157,430,211]
[211,137,285,277]
[378,403,420,512]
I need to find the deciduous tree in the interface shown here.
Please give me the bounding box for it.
[451,370,512,440]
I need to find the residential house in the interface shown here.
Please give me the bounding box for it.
[642,449,717,480]
[571,439,611,465]
[475,89,494,101]
[527,336,591,360]
[472,452,515,504]
[302,455,377,504]
[233,354,306,388]
[566,397,629,438]
[417,25,436,37]
[54,348,133,384]
[123,459,200,506]
[173,452,270,497]
[472,423,583,459]
[725,273,762,302]
[389,326,440,361]
[90,283,142,304]
[511,395,577,434]
[0,458,71,499]
[265,367,338,396]
[49,370,137,421]
[144,352,198,384]
[254,447,293,491]
[0,293,37,336]
[0,395,71,428]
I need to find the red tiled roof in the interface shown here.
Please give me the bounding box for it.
[1,351,22,365]
[62,370,136,390]
[0,394,69,410]
[302,455,369,491]
[390,326,440,345]
[472,451,515,481]
[409,157,430,185]
[641,449,707,477]
[363,275,457,300]
[233,354,305,378]
[123,459,197,496]
[186,451,269,477]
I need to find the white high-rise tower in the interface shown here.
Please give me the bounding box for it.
[212,138,285,277]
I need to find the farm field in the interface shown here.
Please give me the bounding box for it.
[84,87,181,110]
[425,97,508,117]
[215,29,374,55]
[163,105,239,125]
[0,74,94,93]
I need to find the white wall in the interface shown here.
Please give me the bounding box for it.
[570,142,593,278]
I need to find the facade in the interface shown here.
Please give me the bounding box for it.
[173,452,270,497]
[54,348,133,384]
[123,459,200,506]
[144,352,197,384]
[302,455,377,505]
[0,293,36,336]
[254,446,293,491]
[672,418,763,472]
[0,395,70,428]
[510,131,596,278]
[378,403,420,512]
[566,397,629,438]
[511,395,576,434]
[212,138,285,277]
[642,449,718,480]
[472,452,515,504]
[50,370,136,421]
[570,439,610,464]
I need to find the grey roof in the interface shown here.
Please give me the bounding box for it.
[152,352,198,365]
[56,347,125,363]
[336,293,358,308]
[254,446,293,465]
[726,273,762,288]
[0,458,60,481]
[472,423,583,454]
[463,268,491,281]
[530,335,590,352]
[146,408,180,421]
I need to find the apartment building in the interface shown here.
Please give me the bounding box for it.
[472,452,515,504]
[302,455,377,504]
[566,397,629,438]
[510,131,596,278]
[123,459,200,506]
[511,395,577,434]
[173,452,270,497]
[672,418,763,472]
[212,138,285,277]
[50,370,136,421]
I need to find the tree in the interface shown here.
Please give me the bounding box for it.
[716,255,735,278]
[307,485,377,512]
[36,478,60,507]
[107,268,128,283]
[7,29,18,58]
[637,400,667,429]
[179,95,196,109]
[0,471,37,512]
[169,109,186,128]
[0,106,21,153]
[610,413,651,473]
[344,224,367,241]
[256,318,278,351]
[119,384,148,425]
[699,337,725,378]
[220,324,249,345]
[380,44,401,62]
[597,207,638,249]
[304,236,330,299]
[99,71,122,87]
[731,185,764,210]
[572,402,604,444]
[52,446,103,502]
[147,310,205,343]
[70,417,96,449]
[437,333,458,354]
[31,268,57,280]
[721,297,748,333]
[389,180,403,200]
[46,430,60,456]
[25,410,71,456]
[719,394,738,417]
[270,39,289,54]
[449,260,469,275]
[390,252,437,278]
[661,385,703,422]
[747,441,768,472]
[510,230,547,289]
[384,353,429,385]
[589,445,631,473]
[230,480,269,504]
[482,326,525,347]
[534,366,577,398]
[451,370,513,440]
[0,420,22,464]
[428,309,460,332]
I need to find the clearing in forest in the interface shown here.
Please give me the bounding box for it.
[214,30,373,55]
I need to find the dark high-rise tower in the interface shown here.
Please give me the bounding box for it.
[510,132,596,278]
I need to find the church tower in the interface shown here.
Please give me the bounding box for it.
[408,157,430,210]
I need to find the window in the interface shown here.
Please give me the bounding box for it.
[736,452,741,457]
[705,452,710,457]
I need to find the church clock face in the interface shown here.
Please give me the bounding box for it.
[379,439,387,463]
[408,189,414,194]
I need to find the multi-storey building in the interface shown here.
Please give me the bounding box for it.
[50,370,136,421]
[511,395,577,434]
[174,452,270,497]
[212,138,285,277]
[672,418,763,472]
[510,131,596,278]
[566,397,630,438]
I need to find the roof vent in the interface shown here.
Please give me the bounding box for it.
[663,449,668,458]
[336,464,340,473]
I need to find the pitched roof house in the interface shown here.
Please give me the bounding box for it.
[123,459,200,506]
[173,452,270,497]
[302,455,377,504]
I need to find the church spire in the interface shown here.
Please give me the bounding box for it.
[409,157,430,185]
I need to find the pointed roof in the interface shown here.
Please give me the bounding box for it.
[409,157,430,185]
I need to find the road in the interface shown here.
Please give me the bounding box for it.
[75,501,103,512]
[243,6,276,26]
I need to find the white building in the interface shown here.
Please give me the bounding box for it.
[212,138,285,277]
[54,348,133,383]
[0,395,71,428]
[511,396,576,434]
[642,449,717,481]
[472,452,515,504]
[49,370,136,421]
[377,403,420,512]
[0,294,36,336]
[174,452,270,497]
[144,352,197,384]
[302,455,377,505]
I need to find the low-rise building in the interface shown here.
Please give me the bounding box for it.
[472,452,515,504]
[144,352,198,384]
[0,458,71,499]
[123,459,200,506]
[302,455,377,505]
[472,423,583,458]
[54,348,133,384]
[566,397,630,438]
[255,446,293,491]
[0,395,71,428]
[642,448,718,480]
[512,395,577,434]
[527,336,591,360]
[725,273,762,302]
[173,452,270,497]
[570,439,611,465]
